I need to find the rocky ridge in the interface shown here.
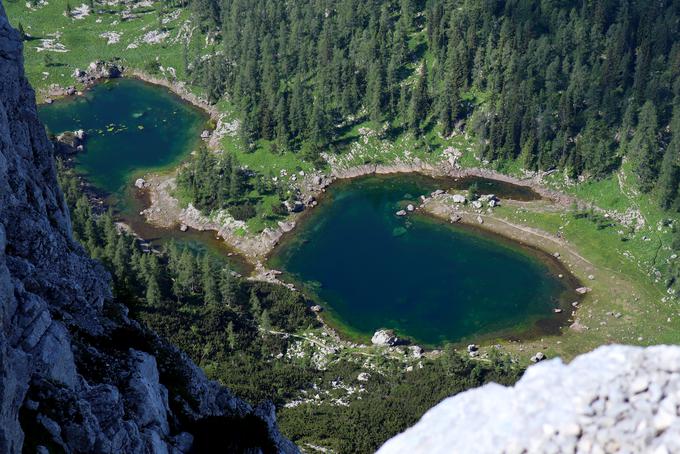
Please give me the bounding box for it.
[378,345,680,453]
[0,6,296,453]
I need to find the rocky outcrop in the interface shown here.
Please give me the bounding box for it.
[52,130,86,155]
[378,345,680,453]
[0,6,296,453]
[371,329,400,347]
[73,60,123,85]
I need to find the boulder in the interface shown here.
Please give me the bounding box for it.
[476,216,484,224]
[396,210,407,216]
[310,305,323,313]
[530,352,546,363]
[472,200,483,209]
[357,372,370,382]
[134,178,147,189]
[179,224,188,232]
[371,329,400,347]
[575,287,592,294]
[452,194,466,204]
[200,130,211,139]
[406,204,415,212]
[284,200,305,213]
[467,344,479,353]
[410,346,424,358]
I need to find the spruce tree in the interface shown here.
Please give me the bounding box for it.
[631,101,660,192]
[658,103,680,209]
[249,289,261,317]
[146,276,162,306]
[201,254,219,305]
[409,64,429,134]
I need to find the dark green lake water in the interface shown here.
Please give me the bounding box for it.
[270,175,576,346]
[39,78,206,194]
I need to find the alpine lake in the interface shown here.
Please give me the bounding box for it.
[40,78,579,347]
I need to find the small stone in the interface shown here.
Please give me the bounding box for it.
[654,409,675,433]
[630,376,649,394]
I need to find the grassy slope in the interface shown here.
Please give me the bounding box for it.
[9,0,680,358]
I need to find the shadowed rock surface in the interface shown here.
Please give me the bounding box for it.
[0,6,296,453]
[378,345,680,453]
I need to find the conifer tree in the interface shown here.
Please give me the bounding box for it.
[631,101,660,192]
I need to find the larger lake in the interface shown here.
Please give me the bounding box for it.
[269,174,576,346]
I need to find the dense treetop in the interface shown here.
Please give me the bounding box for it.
[186,0,679,208]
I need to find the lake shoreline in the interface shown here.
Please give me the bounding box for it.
[37,67,587,280]
[42,68,595,350]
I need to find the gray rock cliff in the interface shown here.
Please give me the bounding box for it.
[0,5,297,453]
[378,345,680,453]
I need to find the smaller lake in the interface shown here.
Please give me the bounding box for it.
[39,79,250,274]
[269,175,576,346]
[39,78,206,194]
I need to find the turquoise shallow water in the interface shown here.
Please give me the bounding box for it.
[39,78,206,194]
[270,174,576,345]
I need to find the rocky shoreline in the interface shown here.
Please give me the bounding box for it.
[38,59,595,308]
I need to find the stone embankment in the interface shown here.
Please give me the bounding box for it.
[379,345,680,454]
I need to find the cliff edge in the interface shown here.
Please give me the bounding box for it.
[378,345,680,453]
[0,5,296,453]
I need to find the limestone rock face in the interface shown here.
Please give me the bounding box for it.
[378,345,680,454]
[0,6,296,453]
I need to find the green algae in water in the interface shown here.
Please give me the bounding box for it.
[39,78,205,194]
[270,175,575,346]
